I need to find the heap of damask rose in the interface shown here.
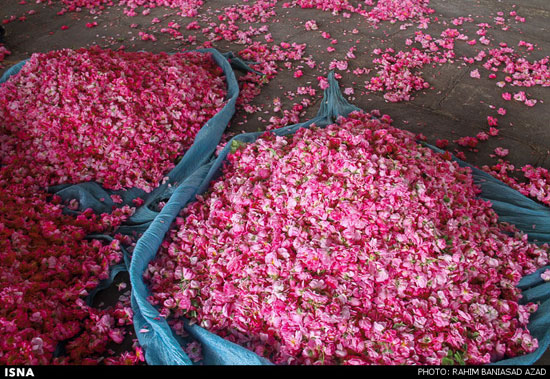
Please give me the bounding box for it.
[0,46,227,364]
[0,155,136,364]
[146,111,548,365]
[0,46,226,192]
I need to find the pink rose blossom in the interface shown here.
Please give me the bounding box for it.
[494,147,509,157]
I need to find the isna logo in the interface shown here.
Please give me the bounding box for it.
[4,368,34,377]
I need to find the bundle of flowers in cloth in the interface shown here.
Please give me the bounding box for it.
[0,162,135,364]
[129,72,550,365]
[0,47,227,194]
[0,46,253,364]
[0,46,257,227]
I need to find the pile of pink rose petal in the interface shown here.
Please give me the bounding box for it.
[482,162,550,208]
[0,129,139,364]
[145,112,549,365]
[0,46,226,192]
[0,46,228,364]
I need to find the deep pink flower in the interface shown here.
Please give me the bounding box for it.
[494,147,509,157]
[470,69,481,79]
[487,116,499,127]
